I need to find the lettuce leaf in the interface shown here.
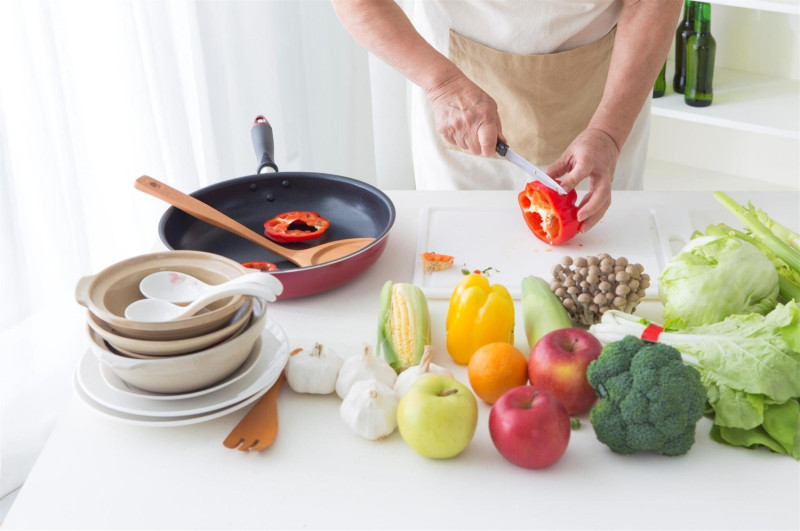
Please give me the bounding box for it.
[711,424,788,455]
[763,399,800,457]
[669,305,800,402]
[705,380,764,430]
[710,399,800,459]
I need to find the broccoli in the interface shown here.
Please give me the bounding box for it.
[586,335,707,456]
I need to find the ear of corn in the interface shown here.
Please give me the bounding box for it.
[377,280,431,373]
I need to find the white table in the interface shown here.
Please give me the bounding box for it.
[5,190,800,530]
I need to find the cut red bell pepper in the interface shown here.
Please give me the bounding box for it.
[420,251,454,272]
[517,181,582,245]
[241,261,279,271]
[263,211,330,243]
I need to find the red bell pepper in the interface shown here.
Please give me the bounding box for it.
[517,181,582,245]
[263,211,330,243]
[241,261,279,271]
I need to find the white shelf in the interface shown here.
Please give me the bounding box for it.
[643,159,798,192]
[652,0,800,190]
[708,0,800,15]
[651,66,800,139]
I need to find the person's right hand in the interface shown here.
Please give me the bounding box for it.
[427,74,502,158]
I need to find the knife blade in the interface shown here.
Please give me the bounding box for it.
[496,139,566,195]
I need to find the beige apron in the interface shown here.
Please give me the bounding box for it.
[448,27,616,167]
[407,0,650,191]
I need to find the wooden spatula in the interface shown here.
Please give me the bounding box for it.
[135,175,374,268]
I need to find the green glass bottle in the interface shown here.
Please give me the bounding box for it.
[673,0,696,93]
[685,2,715,107]
[653,61,667,98]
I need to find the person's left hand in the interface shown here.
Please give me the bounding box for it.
[545,128,620,232]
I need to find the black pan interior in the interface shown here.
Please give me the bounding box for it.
[159,172,395,270]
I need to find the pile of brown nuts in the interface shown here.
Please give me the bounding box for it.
[550,254,650,326]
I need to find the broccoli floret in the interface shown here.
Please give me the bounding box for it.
[586,335,707,456]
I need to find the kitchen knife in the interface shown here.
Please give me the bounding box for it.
[496,139,566,195]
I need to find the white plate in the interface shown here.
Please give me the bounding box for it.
[412,205,693,299]
[99,337,262,401]
[75,319,289,418]
[73,373,271,427]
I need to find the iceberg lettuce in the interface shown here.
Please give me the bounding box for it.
[659,234,779,330]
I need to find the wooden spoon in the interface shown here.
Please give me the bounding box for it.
[135,176,375,268]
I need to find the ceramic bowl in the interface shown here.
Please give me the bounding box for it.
[85,298,253,357]
[75,250,249,341]
[87,298,268,394]
[108,321,251,360]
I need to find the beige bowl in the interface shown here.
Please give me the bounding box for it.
[109,320,250,360]
[87,298,268,394]
[86,298,253,357]
[75,250,249,340]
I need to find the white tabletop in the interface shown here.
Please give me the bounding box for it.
[5,190,800,530]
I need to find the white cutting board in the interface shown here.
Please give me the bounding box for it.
[412,205,694,300]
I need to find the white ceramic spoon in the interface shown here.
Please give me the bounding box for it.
[139,270,281,303]
[125,281,282,322]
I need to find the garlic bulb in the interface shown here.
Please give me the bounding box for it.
[335,343,397,399]
[285,343,343,394]
[340,379,399,440]
[393,345,454,397]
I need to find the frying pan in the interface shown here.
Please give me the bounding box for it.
[156,116,395,299]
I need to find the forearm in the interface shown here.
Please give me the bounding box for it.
[331,0,462,96]
[588,1,683,150]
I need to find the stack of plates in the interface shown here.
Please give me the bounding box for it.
[73,319,290,427]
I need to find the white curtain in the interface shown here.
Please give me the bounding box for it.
[0,0,411,504]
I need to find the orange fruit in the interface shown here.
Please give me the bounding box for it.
[467,342,529,404]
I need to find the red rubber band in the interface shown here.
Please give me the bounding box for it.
[641,324,663,342]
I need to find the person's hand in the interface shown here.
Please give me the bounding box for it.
[427,74,502,158]
[546,128,620,232]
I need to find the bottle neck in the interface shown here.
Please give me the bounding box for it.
[693,2,712,33]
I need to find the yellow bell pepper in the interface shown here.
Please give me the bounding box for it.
[446,274,515,365]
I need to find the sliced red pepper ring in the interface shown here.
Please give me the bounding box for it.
[263,211,330,243]
[241,261,279,271]
[517,181,582,245]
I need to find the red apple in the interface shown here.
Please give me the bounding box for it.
[528,327,602,414]
[489,385,570,469]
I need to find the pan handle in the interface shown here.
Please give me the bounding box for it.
[252,115,279,174]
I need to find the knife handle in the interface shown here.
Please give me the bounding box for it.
[496,139,509,157]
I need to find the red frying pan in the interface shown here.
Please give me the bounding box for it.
[155,116,395,299]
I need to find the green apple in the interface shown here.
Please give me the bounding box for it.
[397,374,478,459]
